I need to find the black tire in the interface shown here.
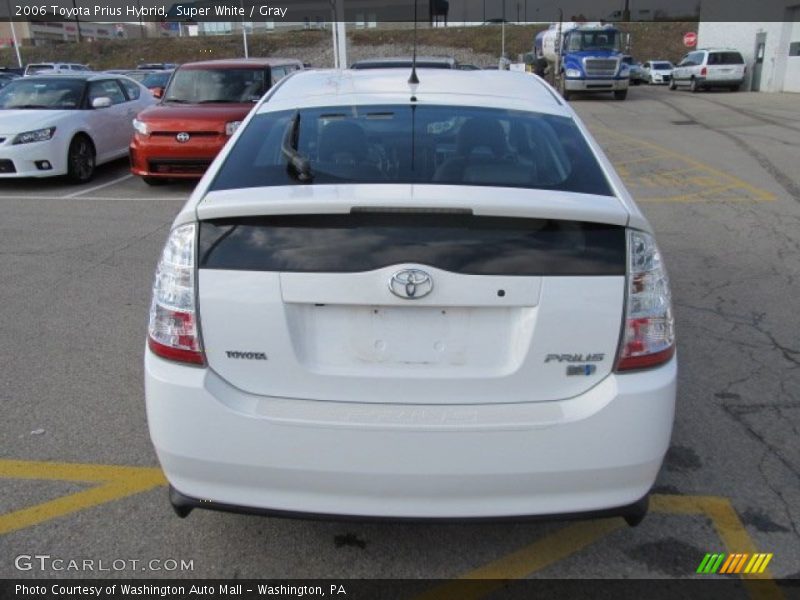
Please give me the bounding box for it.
[669,79,677,90]
[632,79,640,86]
[142,176,168,186]
[557,76,571,101]
[730,84,741,92]
[66,135,95,184]
[614,89,628,100]
[690,77,699,93]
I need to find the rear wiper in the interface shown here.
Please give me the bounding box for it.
[8,104,49,109]
[163,98,190,104]
[197,99,239,103]
[281,112,313,183]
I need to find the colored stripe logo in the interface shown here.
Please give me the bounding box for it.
[697,553,773,574]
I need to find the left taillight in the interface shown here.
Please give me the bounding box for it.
[615,229,675,372]
[147,223,205,365]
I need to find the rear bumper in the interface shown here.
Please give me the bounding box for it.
[565,78,629,92]
[145,350,676,519]
[129,133,224,179]
[698,77,745,88]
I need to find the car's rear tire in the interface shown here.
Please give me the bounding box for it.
[730,84,741,92]
[669,79,677,90]
[690,78,699,93]
[614,89,627,100]
[66,134,95,184]
[142,176,168,186]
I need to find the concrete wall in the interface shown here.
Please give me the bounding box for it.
[782,12,800,92]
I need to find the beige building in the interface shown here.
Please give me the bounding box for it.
[0,21,169,47]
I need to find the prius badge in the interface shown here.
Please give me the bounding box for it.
[389,269,433,300]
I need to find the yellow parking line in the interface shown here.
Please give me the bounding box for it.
[418,495,782,600]
[0,459,166,536]
[652,496,781,600]
[0,458,785,600]
[635,184,744,203]
[596,127,775,202]
[616,152,675,165]
[415,519,624,600]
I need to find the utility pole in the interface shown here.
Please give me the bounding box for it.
[71,0,82,42]
[333,0,346,69]
[623,0,631,21]
[136,0,145,38]
[6,0,22,67]
[240,0,249,58]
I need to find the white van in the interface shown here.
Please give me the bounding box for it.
[670,49,746,92]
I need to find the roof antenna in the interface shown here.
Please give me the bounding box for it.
[408,0,420,86]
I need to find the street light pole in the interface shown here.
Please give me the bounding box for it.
[6,0,22,67]
[72,0,82,42]
[240,0,249,58]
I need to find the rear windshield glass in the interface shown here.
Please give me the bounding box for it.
[708,52,744,65]
[199,214,626,276]
[210,105,613,195]
[164,68,267,104]
[653,62,673,69]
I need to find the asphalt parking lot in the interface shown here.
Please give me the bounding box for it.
[1,84,799,587]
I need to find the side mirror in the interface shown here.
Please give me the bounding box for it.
[91,96,112,109]
[151,87,164,99]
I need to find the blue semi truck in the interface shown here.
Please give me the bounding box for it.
[534,22,631,101]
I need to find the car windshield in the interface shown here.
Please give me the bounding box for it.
[566,31,621,52]
[163,68,266,103]
[653,62,673,69]
[141,72,171,88]
[0,78,84,109]
[210,104,613,196]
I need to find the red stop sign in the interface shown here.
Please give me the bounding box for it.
[683,32,697,48]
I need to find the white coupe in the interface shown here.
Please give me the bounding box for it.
[0,73,154,182]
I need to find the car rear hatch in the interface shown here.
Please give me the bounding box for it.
[195,184,629,405]
[707,53,745,81]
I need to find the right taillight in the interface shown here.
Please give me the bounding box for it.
[147,223,205,365]
[615,230,675,372]
[701,66,707,76]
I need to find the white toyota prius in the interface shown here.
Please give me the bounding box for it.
[145,68,676,524]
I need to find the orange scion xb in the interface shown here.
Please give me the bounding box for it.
[130,58,303,185]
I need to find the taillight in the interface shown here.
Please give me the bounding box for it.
[700,66,707,76]
[147,223,205,365]
[615,230,675,371]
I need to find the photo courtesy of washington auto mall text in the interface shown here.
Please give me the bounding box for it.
[1,0,800,598]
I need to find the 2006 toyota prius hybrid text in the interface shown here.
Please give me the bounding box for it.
[145,69,676,524]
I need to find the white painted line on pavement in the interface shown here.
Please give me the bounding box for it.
[62,174,134,198]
